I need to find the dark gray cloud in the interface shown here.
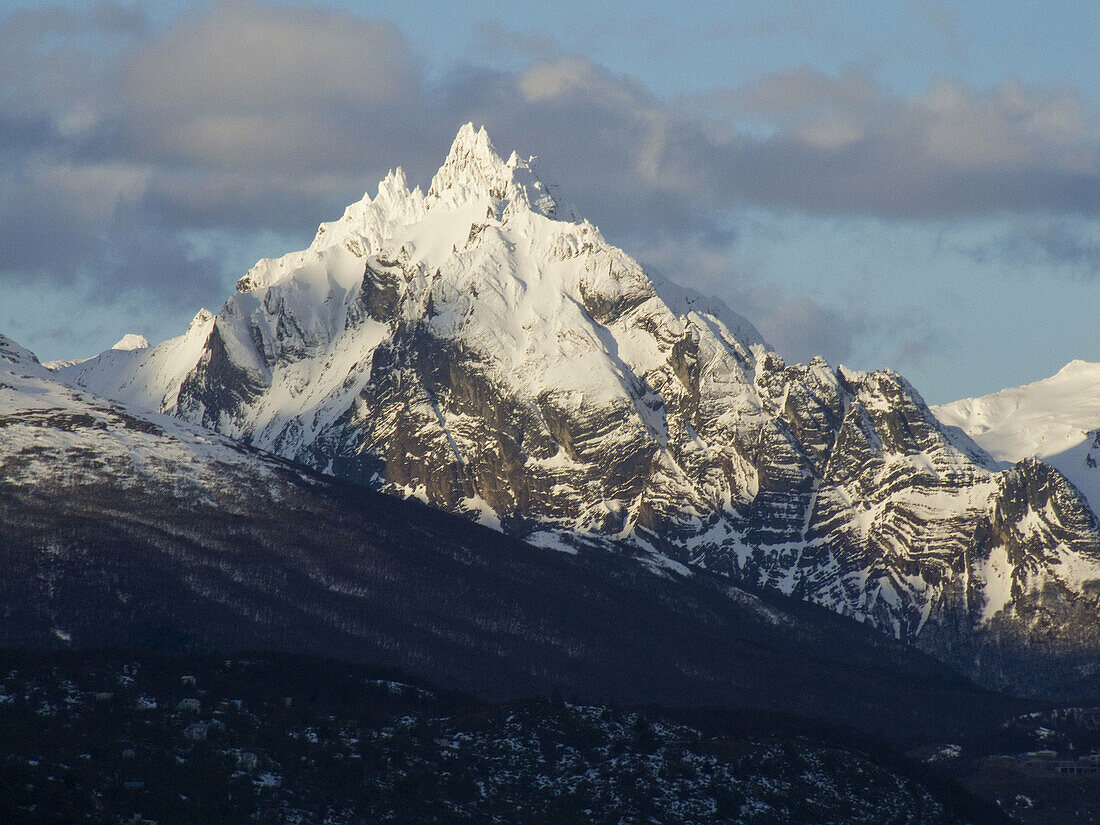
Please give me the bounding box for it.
[0,2,147,39]
[702,68,1099,217]
[115,1,422,179]
[472,22,559,62]
[960,219,1100,278]
[1,0,1098,366]
[634,235,873,368]
[0,158,225,309]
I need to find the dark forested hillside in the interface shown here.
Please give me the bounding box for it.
[0,649,1013,825]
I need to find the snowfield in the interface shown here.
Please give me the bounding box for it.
[935,360,1100,515]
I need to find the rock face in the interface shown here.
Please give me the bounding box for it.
[58,125,1100,696]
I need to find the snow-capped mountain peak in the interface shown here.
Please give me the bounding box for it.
[112,333,149,351]
[55,125,1100,698]
[0,333,45,374]
[427,123,556,219]
[235,124,558,298]
[188,308,215,332]
[934,360,1100,513]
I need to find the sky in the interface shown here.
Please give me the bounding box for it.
[1,1,1098,403]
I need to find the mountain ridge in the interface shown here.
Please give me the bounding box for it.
[54,124,1100,698]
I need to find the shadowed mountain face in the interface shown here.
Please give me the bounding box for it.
[0,333,1026,743]
[54,126,1100,698]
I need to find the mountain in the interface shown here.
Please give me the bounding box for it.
[56,124,1100,698]
[934,360,1100,516]
[0,332,1028,741]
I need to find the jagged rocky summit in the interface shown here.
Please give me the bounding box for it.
[58,124,1100,696]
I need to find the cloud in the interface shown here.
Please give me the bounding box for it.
[122,2,416,110]
[1,0,1098,365]
[703,68,1099,217]
[113,0,424,180]
[0,158,224,308]
[635,235,871,366]
[443,59,1100,229]
[0,1,438,305]
[108,0,433,224]
[0,2,147,40]
[729,66,878,115]
[472,21,559,62]
[0,3,146,119]
[960,219,1100,279]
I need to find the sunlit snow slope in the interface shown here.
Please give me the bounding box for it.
[935,361,1100,516]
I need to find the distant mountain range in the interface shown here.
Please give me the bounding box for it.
[47,124,1100,699]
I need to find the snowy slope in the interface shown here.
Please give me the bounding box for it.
[58,310,215,411]
[0,332,305,508]
[934,361,1100,515]
[55,125,1100,696]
